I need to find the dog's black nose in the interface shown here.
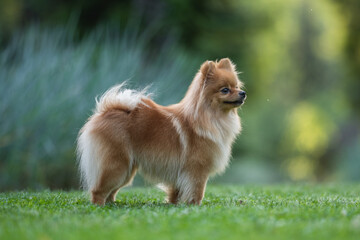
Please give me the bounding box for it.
[239,91,246,98]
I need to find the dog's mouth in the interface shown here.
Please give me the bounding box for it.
[223,100,244,106]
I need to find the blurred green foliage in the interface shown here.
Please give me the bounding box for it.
[0,0,359,190]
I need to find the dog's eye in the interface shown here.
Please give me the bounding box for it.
[221,88,230,94]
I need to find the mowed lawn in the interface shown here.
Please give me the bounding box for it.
[1,185,359,240]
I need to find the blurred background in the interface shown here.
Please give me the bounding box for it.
[0,0,359,190]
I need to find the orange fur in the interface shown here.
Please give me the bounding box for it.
[77,58,246,205]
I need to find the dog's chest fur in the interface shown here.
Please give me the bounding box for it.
[192,111,241,175]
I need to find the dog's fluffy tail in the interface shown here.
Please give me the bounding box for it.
[77,83,150,190]
[95,82,150,114]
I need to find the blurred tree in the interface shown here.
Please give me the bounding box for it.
[333,0,360,116]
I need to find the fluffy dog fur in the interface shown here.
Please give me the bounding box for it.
[77,58,246,205]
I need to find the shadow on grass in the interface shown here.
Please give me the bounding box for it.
[107,201,175,209]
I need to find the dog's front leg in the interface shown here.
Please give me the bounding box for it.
[188,176,208,205]
[177,173,208,205]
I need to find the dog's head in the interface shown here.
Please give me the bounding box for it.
[200,58,246,112]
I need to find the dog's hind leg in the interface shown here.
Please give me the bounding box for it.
[106,188,120,204]
[105,166,137,203]
[90,146,134,206]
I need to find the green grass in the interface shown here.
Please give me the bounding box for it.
[1,184,359,240]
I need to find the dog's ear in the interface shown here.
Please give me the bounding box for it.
[200,61,216,78]
[217,58,235,71]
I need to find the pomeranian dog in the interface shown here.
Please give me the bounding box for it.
[77,58,246,205]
